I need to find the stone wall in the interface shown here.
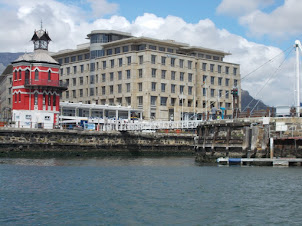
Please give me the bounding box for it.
[0,128,196,158]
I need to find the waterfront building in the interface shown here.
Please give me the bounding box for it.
[0,65,13,123]
[11,27,67,129]
[52,30,241,121]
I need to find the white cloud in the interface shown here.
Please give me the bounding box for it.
[216,0,274,17]
[0,0,297,107]
[86,0,118,18]
[239,0,302,38]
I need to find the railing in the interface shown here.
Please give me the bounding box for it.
[24,79,68,89]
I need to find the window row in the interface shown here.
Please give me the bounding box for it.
[202,63,238,75]
[14,69,53,81]
[202,75,238,87]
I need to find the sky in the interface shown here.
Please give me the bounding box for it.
[1,0,302,107]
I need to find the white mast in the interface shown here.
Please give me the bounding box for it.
[295,40,302,117]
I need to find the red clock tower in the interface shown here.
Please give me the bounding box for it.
[11,27,67,129]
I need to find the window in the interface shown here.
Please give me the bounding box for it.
[152,68,156,78]
[219,90,222,98]
[171,58,175,67]
[102,61,106,69]
[180,72,184,81]
[206,55,211,59]
[151,82,156,91]
[233,67,237,75]
[80,65,84,73]
[65,91,69,99]
[226,78,229,86]
[125,97,131,106]
[161,70,166,79]
[171,71,176,80]
[126,70,131,79]
[84,53,90,59]
[211,89,215,97]
[188,73,192,82]
[18,93,21,102]
[14,93,17,103]
[127,56,131,65]
[71,56,76,62]
[118,71,122,80]
[180,85,184,93]
[234,79,238,87]
[226,90,229,99]
[102,73,106,82]
[110,72,114,81]
[14,71,17,80]
[210,64,214,72]
[149,45,156,50]
[118,84,122,93]
[171,84,176,93]
[34,93,38,105]
[203,88,206,96]
[202,63,207,71]
[78,55,83,61]
[138,96,143,105]
[19,70,22,80]
[226,66,229,74]
[90,63,95,72]
[126,83,130,92]
[90,88,94,96]
[117,98,122,105]
[48,70,51,80]
[118,58,122,67]
[171,98,176,106]
[188,86,193,95]
[90,75,95,84]
[110,85,114,94]
[211,76,215,85]
[115,47,120,54]
[45,116,51,121]
[188,61,192,69]
[123,46,129,52]
[106,49,112,55]
[218,65,222,73]
[67,67,70,75]
[35,69,39,80]
[179,59,184,68]
[151,96,157,105]
[159,47,165,52]
[138,83,142,92]
[161,56,166,65]
[203,75,207,83]
[80,77,83,85]
[96,74,98,83]
[73,78,76,86]
[110,59,114,68]
[161,83,166,92]
[151,55,156,64]
[102,86,106,95]
[64,57,69,63]
[138,69,143,78]
[53,95,56,106]
[218,77,222,86]
[80,89,83,97]
[160,97,167,106]
[139,55,143,64]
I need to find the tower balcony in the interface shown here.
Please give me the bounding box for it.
[24,79,68,90]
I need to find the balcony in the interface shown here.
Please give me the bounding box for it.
[24,79,68,90]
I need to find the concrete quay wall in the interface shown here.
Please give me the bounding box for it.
[0,128,196,158]
[195,117,302,163]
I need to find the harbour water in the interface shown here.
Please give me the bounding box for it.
[1,157,302,225]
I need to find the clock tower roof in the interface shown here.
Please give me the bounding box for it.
[31,29,51,42]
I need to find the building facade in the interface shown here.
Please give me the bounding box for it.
[52,30,241,121]
[11,28,67,129]
[0,65,13,123]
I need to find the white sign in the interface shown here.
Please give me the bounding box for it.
[276,122,287,131]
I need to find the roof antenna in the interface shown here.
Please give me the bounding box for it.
[40,20,43,30]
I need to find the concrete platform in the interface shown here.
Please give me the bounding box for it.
[217,157,302,167]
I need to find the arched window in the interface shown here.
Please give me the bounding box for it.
[48,70,51,80]
[25,69,30,84]
[14,93,17,103]
[14,71,17,80]
[35,69,39,81]
[19,70,22,80]
[18,93,21,102]
[53,95,56,106]
[34,93,38,105]
[48,95,51,106]
[43,93,46,105]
